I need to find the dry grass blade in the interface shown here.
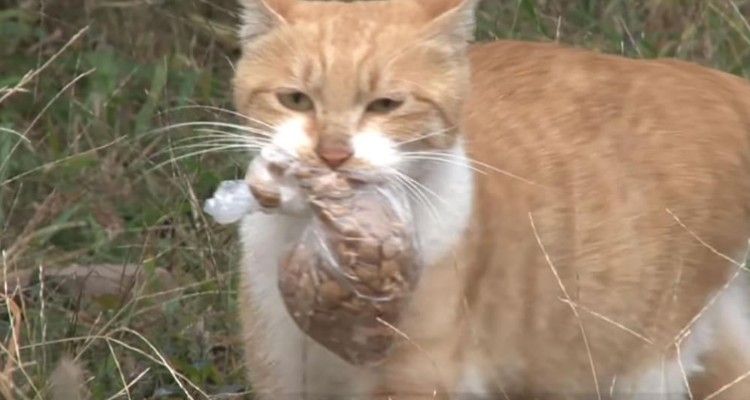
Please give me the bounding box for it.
[20,68,97,139]
[1,137,126,187]
[0,127,31,144]
[0,26,90,105]
[666,209,745,268]
[118,328,207,399]
[708,1,750,46]
[529,212,602,400]
[705,368,750,400]
[666,209,750,398]
[106,341,133,400]
[2,250,39,399]
[558,299,654,344]
[0,292,40,398]
[674,334,694,400]
[104,368,150,400]
[4,190,66,265]
[667,209,749,343]
[20,333,207,398]
[375,317,441,398]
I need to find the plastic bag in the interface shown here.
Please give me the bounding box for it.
[203,180,257,225]
[278,170,421,365]
[204,156,422,365]
[204,156,305,222]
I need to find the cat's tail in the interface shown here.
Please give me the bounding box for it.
[50,356,90,400]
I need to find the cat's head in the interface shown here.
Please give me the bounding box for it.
[234,0,477,181]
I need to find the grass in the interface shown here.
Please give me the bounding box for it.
[0,0,749,398]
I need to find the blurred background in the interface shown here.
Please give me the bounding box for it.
[1,0,749,398]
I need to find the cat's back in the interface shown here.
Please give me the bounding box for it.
[458,40,750,394]
[463,39,750,212]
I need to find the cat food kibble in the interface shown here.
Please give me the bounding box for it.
[278,170,421,366]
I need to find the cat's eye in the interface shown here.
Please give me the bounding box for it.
[277,91,314,112]
[366,98,404,114]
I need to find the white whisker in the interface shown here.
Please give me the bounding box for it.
[147,145,259,173]
[403,151,543,187]
[393,172,443,227]
[396,127,454,147]
[394,170,449,207]
[147,121,274,138]
[402,155,490,176]
[164,105,276,129]
[193,128,273,144]
[154,142,263,157]
[159,131,271,150]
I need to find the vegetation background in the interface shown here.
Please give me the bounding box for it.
[1,0,749,398]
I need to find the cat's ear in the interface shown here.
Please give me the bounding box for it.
[239,0,295,42]
[419,0,479,45]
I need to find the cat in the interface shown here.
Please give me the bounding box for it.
[232,0,750,398]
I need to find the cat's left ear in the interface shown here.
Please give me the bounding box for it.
[419,0,479,45]
[239,0,296,42]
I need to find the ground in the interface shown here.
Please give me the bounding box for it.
[1,0,749,398]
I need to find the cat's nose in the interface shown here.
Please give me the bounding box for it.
[316,142,354,169]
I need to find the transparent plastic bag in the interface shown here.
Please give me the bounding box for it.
[278,171,421,366]
[205,156,422,365]
[203,156,305,223]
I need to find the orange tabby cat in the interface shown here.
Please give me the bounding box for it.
[233,0,750,398]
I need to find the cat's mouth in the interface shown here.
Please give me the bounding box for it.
[260,145,398,186]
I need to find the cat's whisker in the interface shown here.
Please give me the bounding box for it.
[147,145,259,173]
[164,144,261,160]
[402,155,490,176]
[396,128,455,147]
[394,171,449,207]
[165,132,268,145]
[189,122,275,138]
[392,172,444,228]
[155,142,264,157]
[161,131,271,149]
[163,136,256,149]
[193,128,273,144]
[156,134,268,157]
[403,151,544,187]
[164,105,276,129]
[392,174,437,224]
[147,121,274,138]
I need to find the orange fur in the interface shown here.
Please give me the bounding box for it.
[234,1,750,398]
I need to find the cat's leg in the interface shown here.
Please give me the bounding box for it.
[238,213,376,399]
[688,276,750,400]
[616,274,750,400]
[619,358,690,400]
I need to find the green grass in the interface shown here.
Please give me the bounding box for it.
[0,0,749,398]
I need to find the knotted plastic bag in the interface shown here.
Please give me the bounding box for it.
[204,157,422,365]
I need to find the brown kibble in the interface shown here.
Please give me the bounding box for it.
[319,280,349,304]
[381,237,404,259]
[336,242,352,256]
[276,165,421,366]
[354,264,379,285]
[357,238,381,262]
[380,260,401,277]
[293,166,316,180]
[327,204,348,217]
[341,251,357,267]
[317,209,338,226]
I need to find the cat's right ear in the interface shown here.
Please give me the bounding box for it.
[239,0,295,42]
